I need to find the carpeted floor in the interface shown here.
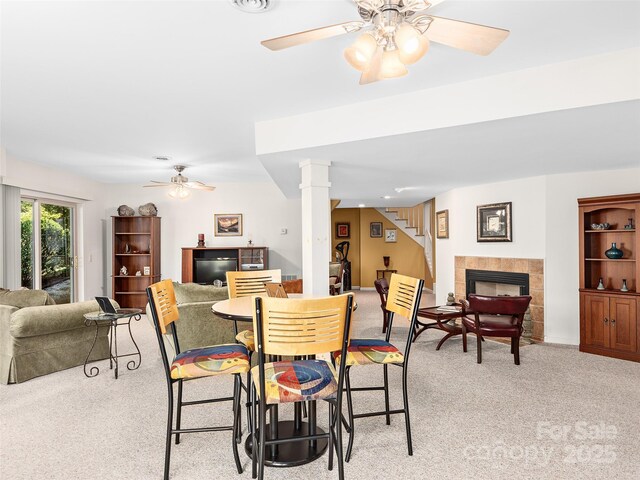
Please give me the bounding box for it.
[1,291,639,480]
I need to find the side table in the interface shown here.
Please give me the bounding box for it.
[414,304,468,350]
[376,269,397,281]
[83,308,142,379]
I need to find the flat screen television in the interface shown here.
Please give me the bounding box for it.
[194,258,237,285]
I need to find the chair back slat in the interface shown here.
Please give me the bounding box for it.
[386,274,422,318]
[226,269,282,298]
[253,294,353,357]
[147,279,179,334]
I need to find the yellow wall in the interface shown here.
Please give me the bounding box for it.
[331,208,361,286]
[331,207,428,288]
[359,209,427,288]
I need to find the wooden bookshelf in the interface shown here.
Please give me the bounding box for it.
[112,216,161,309]
[578,193,639,362]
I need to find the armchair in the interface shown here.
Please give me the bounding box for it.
[460,294,532,365]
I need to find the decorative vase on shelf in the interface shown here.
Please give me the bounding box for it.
[621,279,629,292]
[383,256,390,268]
[604,243,623,259]
[596,278,605,290]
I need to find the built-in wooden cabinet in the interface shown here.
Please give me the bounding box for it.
[579,193,639,362]
[112,216,161,309]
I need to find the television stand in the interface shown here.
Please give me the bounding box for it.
[181,246,268,284]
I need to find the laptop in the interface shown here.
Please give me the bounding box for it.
[95,296,117,315]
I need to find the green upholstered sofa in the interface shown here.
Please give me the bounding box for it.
[146,282,237,358]
[0,289,112,384]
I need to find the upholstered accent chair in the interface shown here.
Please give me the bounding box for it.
[461,294,532,365]
[374,277,390,333]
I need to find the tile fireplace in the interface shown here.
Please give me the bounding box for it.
[455,256,544,341]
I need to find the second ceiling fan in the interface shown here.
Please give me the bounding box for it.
[261,0,510,84]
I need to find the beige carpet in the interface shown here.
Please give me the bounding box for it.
[1,291,639,480]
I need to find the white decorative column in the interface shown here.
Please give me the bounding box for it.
[299,160,331,297]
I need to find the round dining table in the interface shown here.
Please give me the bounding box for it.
[211,293,330,468]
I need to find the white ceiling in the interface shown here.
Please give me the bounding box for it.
[261,100,640,207]
[1,1,640,198]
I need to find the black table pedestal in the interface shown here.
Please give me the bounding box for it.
[245,420,328,467]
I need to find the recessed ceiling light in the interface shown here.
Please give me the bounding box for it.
[358,203,365,208]
[230,0,272,13]
[382,195,392,199]
[154,156,170,162]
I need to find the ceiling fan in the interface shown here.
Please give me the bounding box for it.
[144,165,215,199]
[261,0,510,84]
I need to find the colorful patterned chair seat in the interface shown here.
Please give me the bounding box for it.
[334,338,404,366]
[251,359,338,405]
[235,329,255,351]
[171,343,250,380]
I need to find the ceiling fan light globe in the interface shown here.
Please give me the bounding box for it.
[168,185,191,199]
[380,49,408,78]
[344,33,377,71]
[395,23,429,65]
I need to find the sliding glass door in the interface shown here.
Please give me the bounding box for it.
[21,198,76,303]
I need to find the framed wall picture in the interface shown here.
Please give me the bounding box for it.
[370,222,383,238]
[477,202,512,242]
[336,222,350,238]
[214,214,243,236]
[436,209,449,239]
[384,228,397,243]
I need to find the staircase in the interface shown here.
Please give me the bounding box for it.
[385,204,425,238]
[383,202,435,290]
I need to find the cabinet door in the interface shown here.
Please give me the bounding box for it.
[609,297,637,353]
[584,295,610,348]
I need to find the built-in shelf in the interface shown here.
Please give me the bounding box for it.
[115,253,151,256]
[580,288,638,295]
[585,258,635,262]
[115,291,146,295]
[585,229,635,233]
[115,232,152,235]
[113,275,157,278]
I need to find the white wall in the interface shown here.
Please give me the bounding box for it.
[103,182,302,293]
[435,167,640,345]
[0,152,107,299]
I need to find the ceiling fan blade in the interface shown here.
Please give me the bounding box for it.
[426,16,509,56]
[184,182,215,191]
[143,181,172,187]
[262,21,364,51]
[360,47,384,85]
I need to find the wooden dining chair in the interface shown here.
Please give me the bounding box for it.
[250,294,355,480]
[146,279,250,479]
[227,269,283,299]
[334,273,424,462]
[226,270,282,435]
[460,294,532,364]
[264,282,288,298]
[227,269,282,350]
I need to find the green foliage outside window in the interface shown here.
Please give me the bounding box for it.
[21,201,71,288]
